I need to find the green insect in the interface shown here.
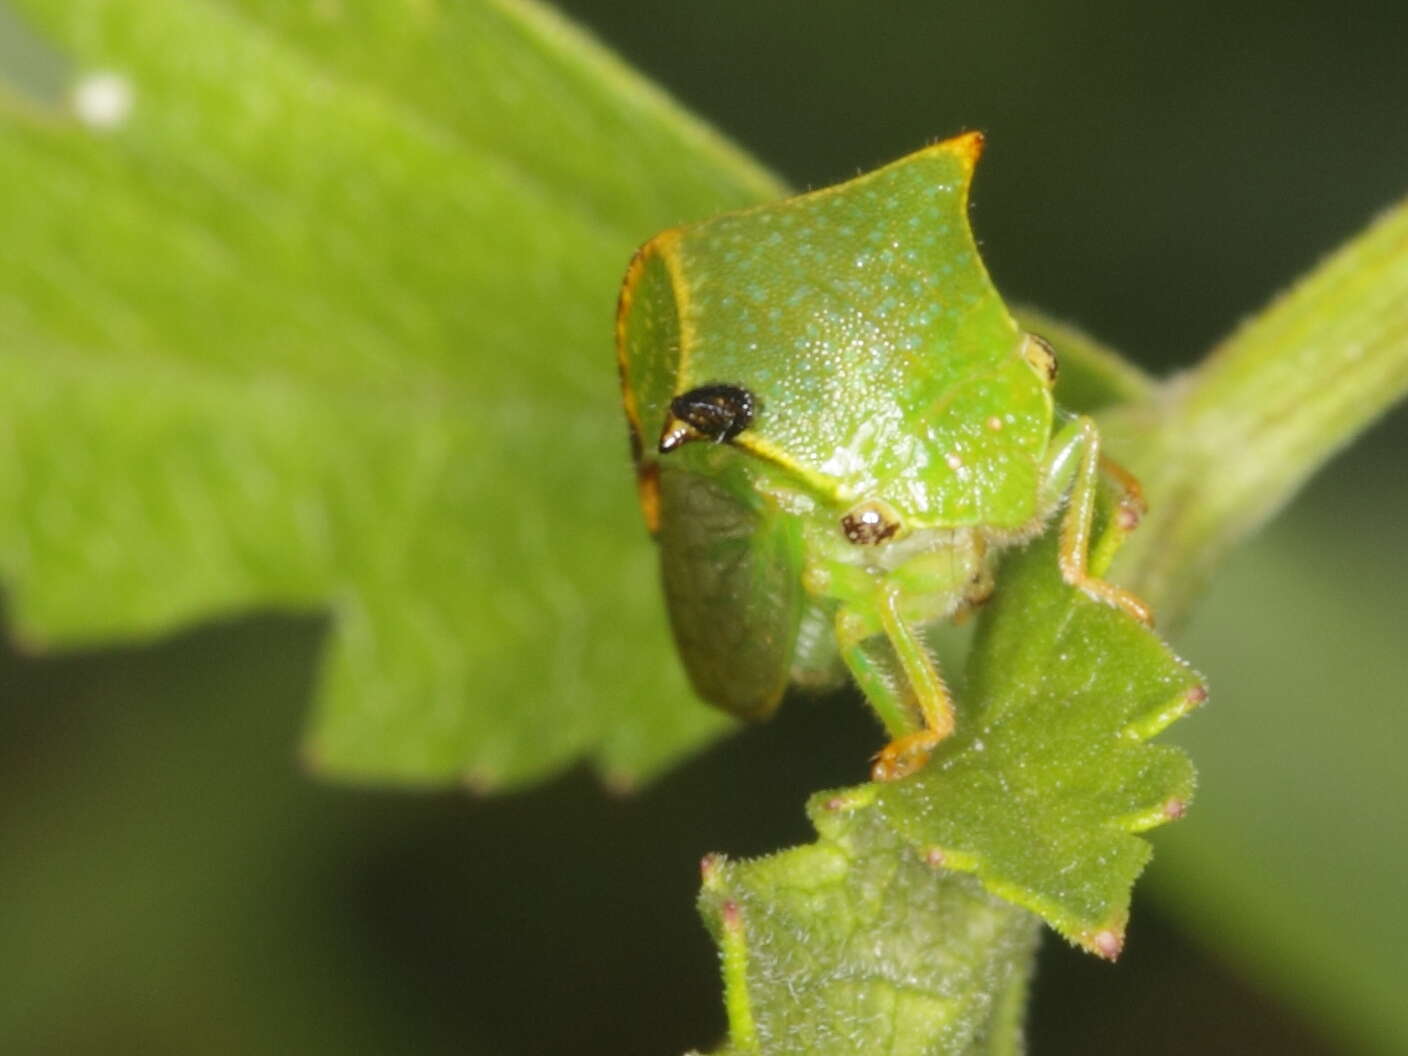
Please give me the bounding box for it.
[617,133,1150,781]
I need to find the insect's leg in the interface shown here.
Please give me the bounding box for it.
[834,588,956,782]
[1089,453,1147,575]
[1043,416,1154,625]
[833,606,916,744]
[872,585,956,781]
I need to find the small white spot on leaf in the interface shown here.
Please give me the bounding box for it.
[71,71,134,130]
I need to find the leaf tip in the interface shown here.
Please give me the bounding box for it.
[2,624,47,658]
[298,739,329,776]
[812,785,875,815]
[461,767,501,796]
[1116,502,1143,534]
[1125,678,1210,740]
[700,852,727,887]
[1162,796,1189,822]
[601,770,638,797]
[922,846,947,868]
[1083,927,1126,961]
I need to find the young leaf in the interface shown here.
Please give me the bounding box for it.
[868,530,1204,953]
[0,0,782,787]
[697,846,1039,1056]
[696,527,1203,1053]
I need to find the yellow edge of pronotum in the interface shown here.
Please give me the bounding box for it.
[615,241,665,534]
[733,432,849,502]
[614,241,651,448]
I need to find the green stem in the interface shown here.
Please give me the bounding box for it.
[1110,197,1408,623]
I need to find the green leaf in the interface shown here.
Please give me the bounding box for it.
[697,846,1039,1056]
[872,531,1203,952]
[697,528,1203,1052]
[0,0,784,787]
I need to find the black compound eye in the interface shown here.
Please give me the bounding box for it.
[659,383,756,452]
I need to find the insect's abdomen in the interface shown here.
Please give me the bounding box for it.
[655,462,804,720]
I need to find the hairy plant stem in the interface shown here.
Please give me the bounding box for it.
[1109,198,1408,623]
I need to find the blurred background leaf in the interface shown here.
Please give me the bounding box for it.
[0,0,784,788]
[1,0,1405,1053]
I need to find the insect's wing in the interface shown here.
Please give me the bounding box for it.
[656,463,804,720]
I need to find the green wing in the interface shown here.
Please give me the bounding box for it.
[656,464,804,720]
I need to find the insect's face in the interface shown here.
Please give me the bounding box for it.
[619,136,1055,538]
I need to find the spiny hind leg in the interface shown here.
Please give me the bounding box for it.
[1043,415,1153,625]
[836,589,955,782]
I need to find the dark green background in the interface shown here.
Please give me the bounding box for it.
[4,2,1405,1053]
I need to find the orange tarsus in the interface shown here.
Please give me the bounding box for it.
[871,729,942,782]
